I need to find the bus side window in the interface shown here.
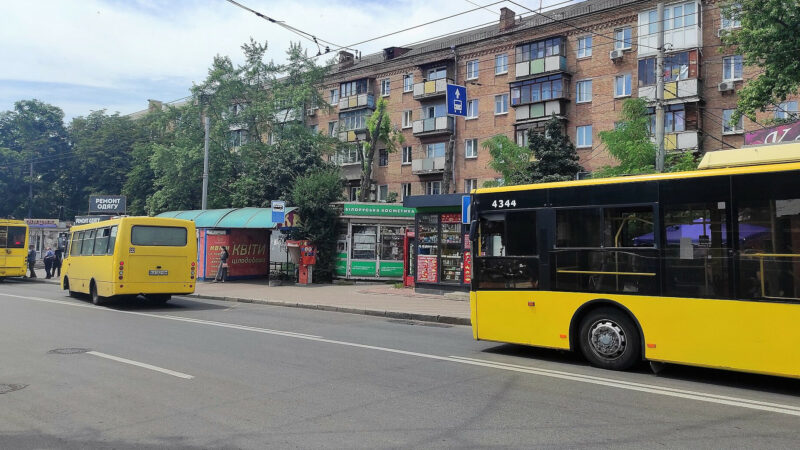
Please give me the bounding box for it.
[107,226,118,255]
[70,232,83,257]
[93,228,110,255]
[81,230,96,256]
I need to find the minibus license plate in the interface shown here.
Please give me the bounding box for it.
[149,269,169,276]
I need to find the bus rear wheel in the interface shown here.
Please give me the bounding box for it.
[90,282,105,306]
[578,307,641,371]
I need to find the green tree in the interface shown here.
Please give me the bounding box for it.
[596,98,656,177]
[0,99,70,218]
[528,115,583,183]
[721,0,800,122]
[291,167,343,281]
[358,98,404,202]
[481,134,532,187]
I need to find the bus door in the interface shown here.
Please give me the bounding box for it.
[474,210,544,345]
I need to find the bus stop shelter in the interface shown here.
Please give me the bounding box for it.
[157,207,297,281]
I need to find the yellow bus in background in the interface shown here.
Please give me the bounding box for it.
[469,161,800,379]
[0,219,29,280]
[61,217,197,305]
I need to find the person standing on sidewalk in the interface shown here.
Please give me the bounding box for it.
[26,245,37,278]
[214,246,229,283]
[43,247,55,279]
[54,247,63,278]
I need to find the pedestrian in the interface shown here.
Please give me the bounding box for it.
[27,245,37,278]
[43,247,55,279]
[214,246,229,283]
[54,247,63,278]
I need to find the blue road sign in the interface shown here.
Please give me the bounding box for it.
[446,84,467,117]
[271,200,286,224]
[461,195,471,224]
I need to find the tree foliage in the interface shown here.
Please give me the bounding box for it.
[721,0,800,122]
[481,134,532,187]
[358,98,404,202]
[291,167,343,282]
[528,115,583,183]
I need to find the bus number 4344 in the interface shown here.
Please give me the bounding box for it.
[491,199,516,208]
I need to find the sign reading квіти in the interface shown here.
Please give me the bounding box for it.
[88,195,127,214]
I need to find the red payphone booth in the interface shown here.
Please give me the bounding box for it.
[402,228,415,287]
[287,240,316,285]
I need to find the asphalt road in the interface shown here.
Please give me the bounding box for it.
[1,280,799,449]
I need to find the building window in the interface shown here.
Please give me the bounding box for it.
[328,121,337,137]
[465,178,478,193]
[576,125,592,148]
[465,139,478,158]
[378,184,389,201]
[309,124,318,133]
[339,109,370,131]
[515,129,529,148]
[428,67,447,81]
[775,101,799,120]
[380,78,391,96]
[495,54,508,74]
[662,2,697,31]
[638,50,698,86]
[426,181,442,195]
[723,55,743,81]
[615,27,632,50]
[721,4,741,29]
[577,36,592,58]
[466,60,479,80]
[403,74,414,92]
[576,80,592,103]
[510,74,566,105]
[329,89,338,104]
[402,110,412,128]
[402,183,412,199]
[340,79,369,97]
[515,37,564,63]
[614,74,632,97]
[467,99,479,118]
[723,109,743,134]
[229,129,247,148]
[402,146,412,165]
[425,142,446,158]
[349,186,358,201]
[494,94,509,115]
[378,148,388,167]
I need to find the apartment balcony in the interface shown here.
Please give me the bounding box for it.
[514,99,565,122]
[411,116,454,137]
[411,156,446,175]
[663,130,700,151]
[412,78,453,100]
[340,163,362,181]
[515,56,566,79]
[273,108,300,123]
[338,93,375,111]
[639,79,701,104]
[338,128,368,143]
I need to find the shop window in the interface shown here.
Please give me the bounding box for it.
[441,215,463,283]
[662,202,731,299]
[380,226,404,261]
[351,226,377,260]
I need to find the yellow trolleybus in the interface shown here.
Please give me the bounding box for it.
[0,219,29,280]
[469,161,800,378]
[61,217,197,305]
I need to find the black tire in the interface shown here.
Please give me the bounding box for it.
[578,307,641,371]
[90,281,105,306]
[148,294,171,304]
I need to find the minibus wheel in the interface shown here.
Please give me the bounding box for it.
[578,307,641,371]
[90,281,105,306]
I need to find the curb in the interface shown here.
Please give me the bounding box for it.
[188,294,471,326]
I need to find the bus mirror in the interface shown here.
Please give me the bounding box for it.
[469,220,478,242]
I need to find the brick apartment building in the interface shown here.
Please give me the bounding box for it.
[307,0,799,201]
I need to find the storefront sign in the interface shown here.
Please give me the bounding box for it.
[417,255,438,283]
[463,252,472,284]
[441,213,462,224]
[74,215,111,225]
[744,120,800,146]
[343,203,416,217]
[89,195,126,213]
[24,218,59,228]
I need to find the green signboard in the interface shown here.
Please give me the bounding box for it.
[342,203,416,218]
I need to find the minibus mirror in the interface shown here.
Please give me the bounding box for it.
[468,220,478,242]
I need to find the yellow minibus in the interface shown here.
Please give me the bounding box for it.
[61,217,197,305]
[0,219,29,280]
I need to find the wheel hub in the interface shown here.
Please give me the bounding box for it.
[588,320,626,360]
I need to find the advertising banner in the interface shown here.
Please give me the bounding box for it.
[74,215,112,225]
[24,218,59,228]
[342,203,416,217]
[463,251,472,284]
[89,195,126,214]
[441,213,461,224]
[744,120,800,146]
[416,255,438,283]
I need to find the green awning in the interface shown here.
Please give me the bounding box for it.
[156,207,296,229]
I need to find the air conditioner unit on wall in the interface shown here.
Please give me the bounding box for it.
[306,108,317,116]
[718,81,735,92]
[717,28,728,38]
[609,49,623,61]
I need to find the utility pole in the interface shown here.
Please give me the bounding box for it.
[655,2,666,172]
[27,161,33,219]
[201,116,210,210]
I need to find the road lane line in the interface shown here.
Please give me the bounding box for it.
[4,290,800,417]
[87,351,194,379]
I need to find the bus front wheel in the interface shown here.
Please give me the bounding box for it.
[90,282,105,306]
[578,307,640,371]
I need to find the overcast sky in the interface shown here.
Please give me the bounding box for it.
[0,0,577,122]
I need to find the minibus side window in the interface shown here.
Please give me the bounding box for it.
[70,232,83,257]
[81,230,96,256]
[93,227,110,255]
[107,226,118,255]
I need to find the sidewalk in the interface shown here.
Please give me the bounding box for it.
[191,280,471,325]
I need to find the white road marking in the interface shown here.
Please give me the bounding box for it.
[4,290,800,417]
[87,351,194,379]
